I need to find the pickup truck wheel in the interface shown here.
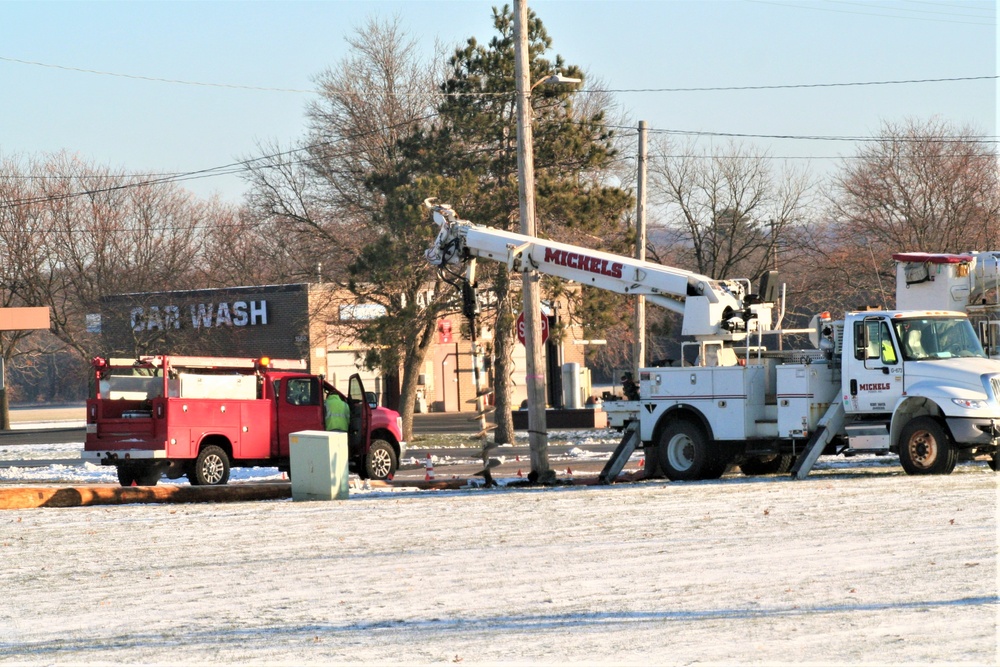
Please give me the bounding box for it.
[133,464,161,486]
[658,420,711,481]
[190,445,230,485]
[988,455,998,472]
[116,464,136,487]
[739,453,794,476]
[898,417,957,475]
[364,440,397,480]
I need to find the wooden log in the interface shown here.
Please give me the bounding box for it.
[0,483,291,510]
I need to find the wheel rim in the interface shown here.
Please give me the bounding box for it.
[906,429,939,470]
[201,454,225,484]
[666,433,695,472]
[370,448,391,478]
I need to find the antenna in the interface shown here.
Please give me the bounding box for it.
[868,244,888,309]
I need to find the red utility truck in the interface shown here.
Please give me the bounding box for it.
[82,355,405,486]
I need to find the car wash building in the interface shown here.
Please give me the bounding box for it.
[95,283,592,413]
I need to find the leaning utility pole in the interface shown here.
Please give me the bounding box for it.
[513,0,552,482]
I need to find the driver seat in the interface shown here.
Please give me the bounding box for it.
[907,329,927,358]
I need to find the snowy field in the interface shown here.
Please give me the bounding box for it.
[0,435,998,665]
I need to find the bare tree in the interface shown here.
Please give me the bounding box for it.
[808,117,1000,314]
[0,156,66,426]
[29,154,205,357]
[649,138,814,284]
[830,117,999,253]
[241,15,444,440]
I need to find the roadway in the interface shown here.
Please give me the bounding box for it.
[0,406,629,480]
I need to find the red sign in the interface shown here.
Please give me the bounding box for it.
[516,311,549,346]
[438,319,452,344]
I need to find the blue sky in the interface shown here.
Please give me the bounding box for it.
[0,0,995,203]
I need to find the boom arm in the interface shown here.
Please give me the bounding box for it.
[424,200,774,339]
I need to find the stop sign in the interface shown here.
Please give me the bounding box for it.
[516,310,549,346]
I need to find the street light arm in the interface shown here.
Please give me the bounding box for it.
[530,73,582,92]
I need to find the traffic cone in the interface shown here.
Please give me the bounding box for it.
[424,454,435,481]
[517,469,523,478]
[515,455,520,462]
[566,466,573,475]
[639,457,645,468]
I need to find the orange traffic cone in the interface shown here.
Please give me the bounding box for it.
[566,466,573,475]
[517,469,523,478]
[424,454,435,481]
[639,457,645,468]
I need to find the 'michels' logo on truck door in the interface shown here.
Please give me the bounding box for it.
[858,383,891,391]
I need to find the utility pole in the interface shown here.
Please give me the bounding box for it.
[513,0,553,482]
[634,121,648,378]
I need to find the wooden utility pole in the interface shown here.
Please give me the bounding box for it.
[513,0,552,482]
[633,121,648,377]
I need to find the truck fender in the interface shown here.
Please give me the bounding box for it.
[650,404,716,448]
[889,396,943,453]
[194,434,235,461]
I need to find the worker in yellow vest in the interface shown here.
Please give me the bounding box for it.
[325,392,350,432]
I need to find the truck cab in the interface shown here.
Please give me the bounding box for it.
[264,371,401,480]
[841,311,1000,472]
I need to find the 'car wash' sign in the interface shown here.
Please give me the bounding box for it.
[130,300,269,332]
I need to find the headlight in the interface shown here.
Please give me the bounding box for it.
[952,398,987,409]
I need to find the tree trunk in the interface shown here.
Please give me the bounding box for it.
[491,268,516,445]
[396,316,437,443]
[0,387,9,431]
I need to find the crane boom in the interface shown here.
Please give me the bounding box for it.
[424,200,776,340]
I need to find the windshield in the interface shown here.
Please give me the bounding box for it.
[893,317,986,361]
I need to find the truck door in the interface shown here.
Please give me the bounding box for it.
[348,374,372,457]
[275,375,323,457]
[846,317,905,414]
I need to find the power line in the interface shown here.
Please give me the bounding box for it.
[627,126,999,143]
[0,113,441,212]
[2,54,994,97]
[0,56,316,93]
[601,74,997,94]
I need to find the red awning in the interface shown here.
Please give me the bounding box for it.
[892,252,974,264]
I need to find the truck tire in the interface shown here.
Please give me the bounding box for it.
[364,440,397,480]
[116,464,136,487]
[133,464,161,486]
[657,419,712,481]
[898,416,957,475]
[189,445,231,486]
[739,453,794,476]
[987,455,998,472]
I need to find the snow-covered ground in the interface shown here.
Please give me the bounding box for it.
[0,434,997,665]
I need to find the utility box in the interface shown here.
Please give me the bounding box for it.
[177,373,257,399]
[289,430,349,501]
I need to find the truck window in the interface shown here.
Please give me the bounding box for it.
[286,377,319,406]
[894,317,987,360]
[853,321,869,360]
[878,322,897,364]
